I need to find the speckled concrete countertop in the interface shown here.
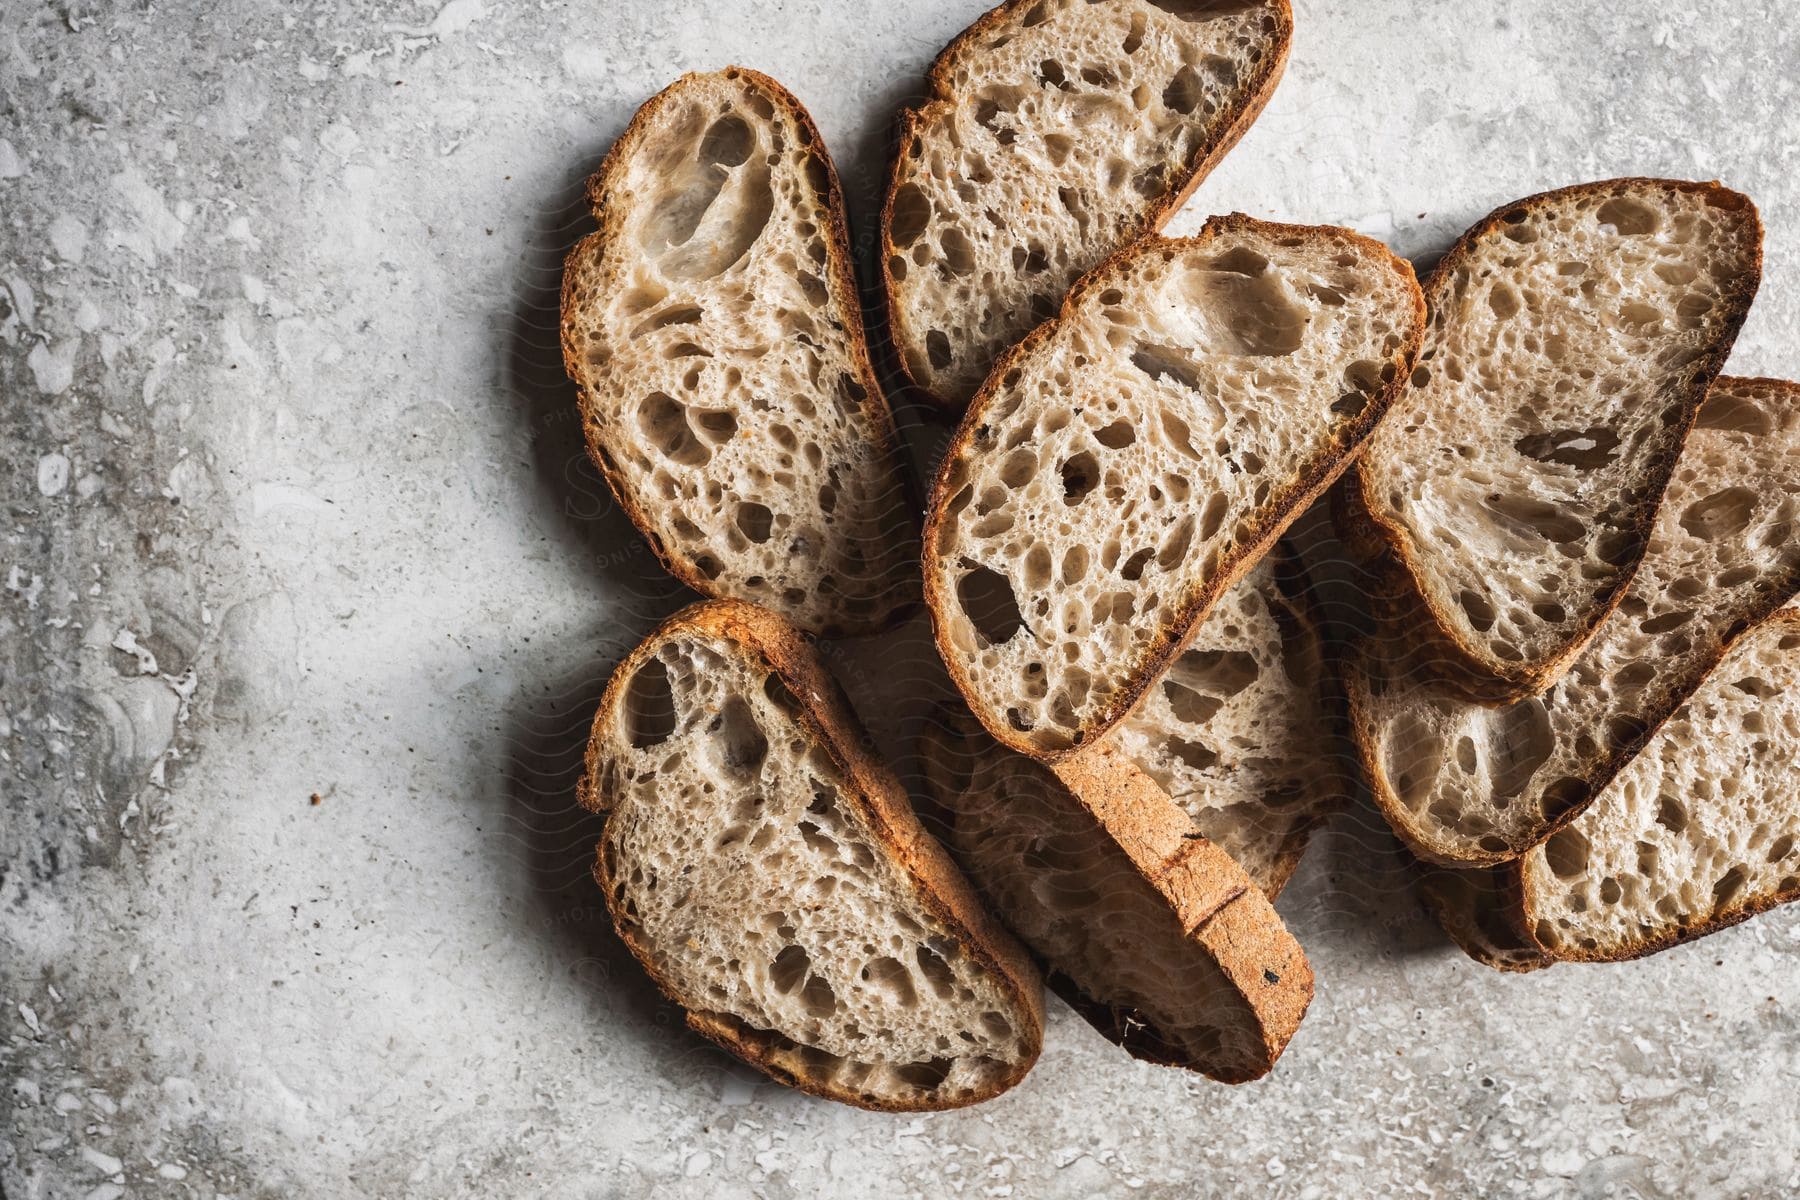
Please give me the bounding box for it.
[4,3,1798,1197]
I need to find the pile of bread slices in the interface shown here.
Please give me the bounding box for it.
[557,0,1798,1111]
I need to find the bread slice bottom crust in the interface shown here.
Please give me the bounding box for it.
[921,714,1312,1081]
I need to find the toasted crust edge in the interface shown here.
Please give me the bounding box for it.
[922,216,1426,763]
[916,723,1314,1080]
[1351,177,1765,702]
[1047,745,1314,1081]
[877,0,1295,413]
[581,599,1045,1112]
[559,67,918,638]
[1347,377,1800,868]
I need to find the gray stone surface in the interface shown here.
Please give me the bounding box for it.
[3,1,1798,1196]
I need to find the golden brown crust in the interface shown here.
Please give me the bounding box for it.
[878,0,1295,412]
[922,217,1426,763]
[1353,178,1765,703]
[583,599,1044,1112]
[1048,746,1314,1080]
[918,719,1314,1080]
[560,68,918,638]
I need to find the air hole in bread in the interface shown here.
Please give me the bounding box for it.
[958,561,1026,646]
[1544,826,1589,878]
[1148,0,1261,19]
[1679,486,1758,541]
[1712,864,1750,908]
[1094,418,1136,449]
[631,303,705,338]
[1120,547,1155,581]
[1162,680,1223,726]
[1060,452,1100,504]
[1458,588,1497,633]
[1656,788,1684,834]
[1161,64,1205,115]
[1514,426,1620,469]
[1483,493,1585,545]
[636,392,710,467]
[623,655,678,749]
[705,695,768,777]
[886,188,931,254]
[733,502,774,545]
[1488,698,1553,799]
[927,330,953,370]
[940,228,977,275]
[1596,196,1660,236]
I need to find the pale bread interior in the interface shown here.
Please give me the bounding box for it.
[931,222,1417,754]
[1106,556,1331,894]
[1361,378,1800,862]
[564,70,916,634]
[595,627,1035,1107]
[1360,181,1760,681]
[887,0,1288,405]
[1522,611,1800,956]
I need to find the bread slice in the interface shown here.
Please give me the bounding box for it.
[1518,608,1800,961]
[925,216,1424,759]
[1352,179,1763,700]
[881,0,1293,410]
[562,68,918,636]
[582,600,1044,1111]
[1351,377,1800,865]
[1424,605,1800,967]
[1104,552,1336,897]
[919,712,1312,1081]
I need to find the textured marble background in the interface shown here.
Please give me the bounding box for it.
[4,2,1798,1197]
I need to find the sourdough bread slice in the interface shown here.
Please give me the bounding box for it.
[1105,552,1337,897]
[882,0,1293,410]
[1427,605,1800,966]
[1518,607,1800,962]
[562,68,918,636]
[925,216,1424,759]
[583,600,1044,1111]
[920,712,1312,1080]
[1353,179,1763,700]
[1351,378,1800,865]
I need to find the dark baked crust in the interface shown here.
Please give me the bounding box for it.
[581,599,1045,1112]
[921,216,1425,763]
[878,0,1295,413]
[560,68,918,638]
[1353,178,1765,703]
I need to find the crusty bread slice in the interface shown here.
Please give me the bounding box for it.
[1424,605,1800,967]
[1105,553,1337,897]
[882,0,1293,410]
[1518,608,1800,961]
[562,68,918,636]
[582,600,1044,1111]
[925,216,1424,759]
[1352,179,1763,700]
[1351,378,1800,865]
[919,712,1312,1081]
